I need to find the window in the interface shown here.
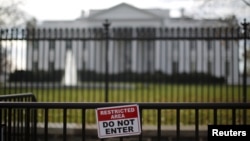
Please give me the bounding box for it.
[82,41,86,50]
[190,61,196,73]
[32,62,38,72]
[124,41,132,71]
[49,41,55,62]
[66,40,72,50]
[172,61,179,74]
[172,41,178,51]
[49,40,55,50]
[49,62,55,72]
[225,60,230,77]
[190,41,196,50]
[82,61,85,71]
[207,61,212,74]
[207,41,212,51]
[220,40,228,50]
[33,41,39,50]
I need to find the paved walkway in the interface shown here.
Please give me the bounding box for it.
[37,122,208,137]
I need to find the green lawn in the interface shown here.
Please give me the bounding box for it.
[1,83,250,125]
[2,83,248,102]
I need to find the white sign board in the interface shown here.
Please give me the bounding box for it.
[96,104,141,138]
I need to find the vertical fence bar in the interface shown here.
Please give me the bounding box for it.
[10,29,16,94]
[194,28,198,102]
[7,108,11,141]
[219,28,223,102]
[103,19,110,102]
[44,108,48,141]
[58,28,62,103]
[213,108,217,125]
[0,29,2,95]
[3,107,7,141]
[212,28,216,103]
[63,108,67,141]
[195,109,199,141]
[232,108,236,125]
[13,105,16,141]
[139,109,143,141]
[176,109,180,141]
[41,28,46,101]
[176,27,180,102]
[36,29,41,101]
[0,109,3,141]
[17,108,21,141]
[32,108,37,141]
[241,19,249,124]
[25,108,30,141]
[0,125,3,141]
[81,109,86,141]
[157,109,161,141]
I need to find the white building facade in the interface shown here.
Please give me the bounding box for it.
[26,3,240,84]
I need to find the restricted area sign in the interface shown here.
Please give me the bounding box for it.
[95,104,141,138]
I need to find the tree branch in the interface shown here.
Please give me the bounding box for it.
[242,0,250,6]
[0,0,26,26]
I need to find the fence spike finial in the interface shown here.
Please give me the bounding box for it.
[241,18,249,28]
[103,19,110,103]
[103,19,111,29]
[241,18,249,125]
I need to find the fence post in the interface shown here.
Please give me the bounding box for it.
[0,125,3,141]
[241,19,249,124]
[103,19,111,102]
[0,109,4,141]
[0,110,1,141]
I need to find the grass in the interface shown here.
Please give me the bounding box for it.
[1,83,250,125]
[2,83,248,102]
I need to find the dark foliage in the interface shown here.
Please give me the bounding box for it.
[78,71,225,84]
[9,70,63,82]
[9,70,225,84]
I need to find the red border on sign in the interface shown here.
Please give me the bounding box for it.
[97,105,138,121]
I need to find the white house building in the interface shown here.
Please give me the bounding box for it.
[26,3,240,84]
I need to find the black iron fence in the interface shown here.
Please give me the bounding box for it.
[0,93,37,141]
[0,101,250,141]
[0,20,249,103]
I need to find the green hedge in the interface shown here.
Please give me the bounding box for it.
[9,70,225,84]
[9,70,63,82]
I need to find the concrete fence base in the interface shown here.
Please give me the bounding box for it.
[36,123,208,141]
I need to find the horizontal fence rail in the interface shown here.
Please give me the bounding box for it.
[0,93,37,102]
[0,102,250,141]
[0,27,249,40]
